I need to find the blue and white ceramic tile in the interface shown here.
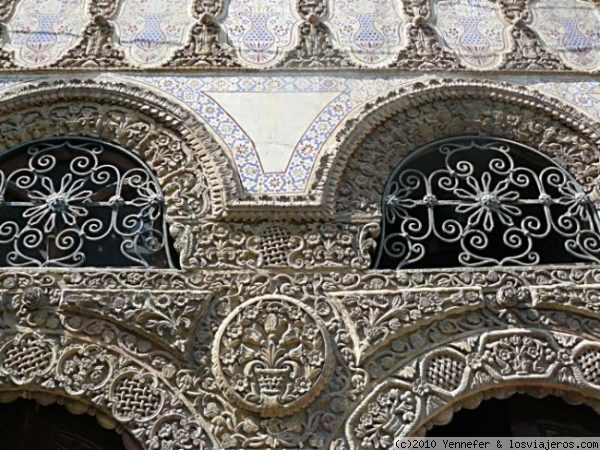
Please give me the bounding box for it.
[530,0,600,71]
[1,74,597,195]
[5,0,90,67]
[114,0,195,67]
[327,0,405,67]
[220,0,300,68]
[431,0,510,69]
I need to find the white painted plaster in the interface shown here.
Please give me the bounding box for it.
[207,91,341,172]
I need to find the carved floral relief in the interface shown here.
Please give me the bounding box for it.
[327,0,405,67]
[431,0,510,69]
[212,296,333,417]
[4,0,90,67]
[114,0,195,67]
[530,0,600,71]
[220,0,300,68]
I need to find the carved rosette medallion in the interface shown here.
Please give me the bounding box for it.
[220,0,300,67]
[114,0,195,67]
[212,295,333,417]
[530,0,600,71]
[327,0,405,67]
[4,0,90,67]
[431,0,510,69]
[56,345,113,396]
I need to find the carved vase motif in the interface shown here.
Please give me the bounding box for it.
[114,0,195,67]
[530,0,600,70]
[220,0,300,67]
[5,0,90,67]
[432,0,510,69]
[327,0,405,67]
[212,296,333,417]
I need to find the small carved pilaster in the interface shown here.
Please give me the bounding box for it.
[496,0,570,70]
[0,0,16,69]
[165,0,238,68]
[55,0,127,68]
[279,0,354,68]
[391,0,463,70]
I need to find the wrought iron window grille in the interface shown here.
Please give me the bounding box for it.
[0,137,177,268]
[374,136,600,269]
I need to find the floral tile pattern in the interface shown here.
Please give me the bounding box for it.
[220,0,300,68]
[133,75,600,195]
[530,0,600,71]
[0,75,598,196]
[5,0,90,67]
[431,0,510,69]
[135,75,411,193]
[114,0,195,67]
[327,0,405,67]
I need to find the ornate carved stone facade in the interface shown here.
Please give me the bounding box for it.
[0,1,599,449]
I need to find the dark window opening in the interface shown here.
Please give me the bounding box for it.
[0,137,178,268]
[374,136,600,269]
[0,399,128,450]
[428,394,600,437]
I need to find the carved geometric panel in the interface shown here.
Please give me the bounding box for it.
[220,0,300,68]
[113,0,195,67]
[530,0,600,71]
[327,0,406,67]
[4,0,90,67]
[431,0,510,69]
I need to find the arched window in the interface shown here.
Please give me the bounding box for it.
[0,137,177,268]
[374,136,600,269]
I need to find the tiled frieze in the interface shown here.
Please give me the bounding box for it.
[327,0,406,67]
[220,0,301,68]
[4,0,90,67]
[530,0,600,70]
[0,74,597,196]
[113,0,195,67]
[136,75,600,194]
[431,0,510,69]
[0,0,598,70]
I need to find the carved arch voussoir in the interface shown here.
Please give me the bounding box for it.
[0,77,241,221]
[0,330,216,449]
[341,328,600,450]
[327,79,600,219]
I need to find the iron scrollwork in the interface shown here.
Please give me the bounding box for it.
[375,136,600,269]
[0,137,176,268]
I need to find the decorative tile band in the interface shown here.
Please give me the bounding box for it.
[0,0,598,70]
[0,75,598,195]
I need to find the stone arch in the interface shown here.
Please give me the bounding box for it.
[327,79,600,219]
[0,76,239,222]
[0,329,217,449]
[341,328,600,449]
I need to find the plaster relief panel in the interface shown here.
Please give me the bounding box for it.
[328,0,405,67]
[530,0,600,71]
[220,0,300,68]
[431,0,510,69]
[114,0,195,67]
[4,0,90,67]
